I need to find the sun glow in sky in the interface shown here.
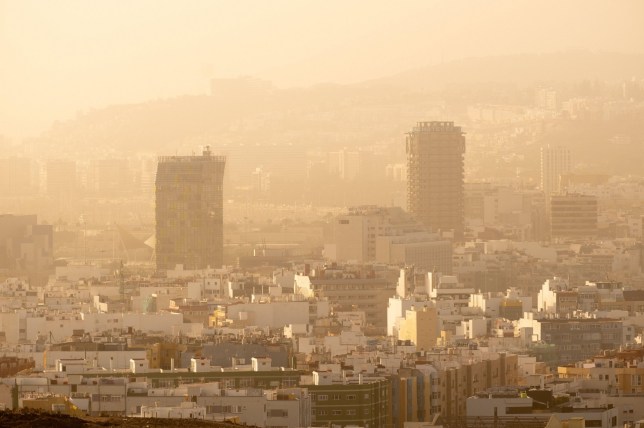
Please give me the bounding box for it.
[1,0,643,137]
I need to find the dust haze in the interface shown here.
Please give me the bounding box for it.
[1,1,644,426]
[2,1,644,136]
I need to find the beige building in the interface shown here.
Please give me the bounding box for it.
[326,206,452,273]
[436,352,519,420]
[397,306,439,351]
[20,395,84,416]
[558,348,644,395]
[550,193,598,240]
[401,351,519,422]
[312,278,396,333]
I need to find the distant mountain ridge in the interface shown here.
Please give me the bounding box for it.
[366,51,644,88]
[34,51,644,158]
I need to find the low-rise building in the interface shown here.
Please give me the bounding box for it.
[466,388,619,428]
[304,371,391,428]
[519,314,625,367]
[558,348,644,395]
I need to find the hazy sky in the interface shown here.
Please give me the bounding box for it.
[1,0,643,138]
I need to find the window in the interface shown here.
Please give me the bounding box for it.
[98,395,121,402]
[333,394,341,400]
[317,394,328,401]
[347,409,357,416]
[346,394,356,400]
[208,405,232,414]
[332,410,343,416]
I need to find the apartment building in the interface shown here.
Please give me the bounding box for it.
[305,371,391,428]
[558,348,644,395]
[406,121,466,239]
[326,206,452,273]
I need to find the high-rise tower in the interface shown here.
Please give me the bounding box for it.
[155,147,226,270]
[540,145,571,198]
[406,121,465,239]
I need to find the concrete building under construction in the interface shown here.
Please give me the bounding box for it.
[406,121,466,239]
[155,147,226,270]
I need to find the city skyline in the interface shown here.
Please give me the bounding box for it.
[1,2,644,427]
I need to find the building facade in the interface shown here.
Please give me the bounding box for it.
[309,277,396,333]
[406,121,465,239]
[558,348,644,396]
[541,145,571,199]
[307,374,390,428]
[550,193,598,240]
[0,214,53,286]
[155,147,226,270]
[397,306,440,351]
[540,318,624,366]
[327,206,452,273]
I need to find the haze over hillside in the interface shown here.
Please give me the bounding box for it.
[34,52,644,147]
[372,51,644,88]
[3,0,644,138]
[21,52,644,183]
[4,5,644,425]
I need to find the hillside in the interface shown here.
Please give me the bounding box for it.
[26,51,644,183]
[370,51,644,89]
[0,410,252,428]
